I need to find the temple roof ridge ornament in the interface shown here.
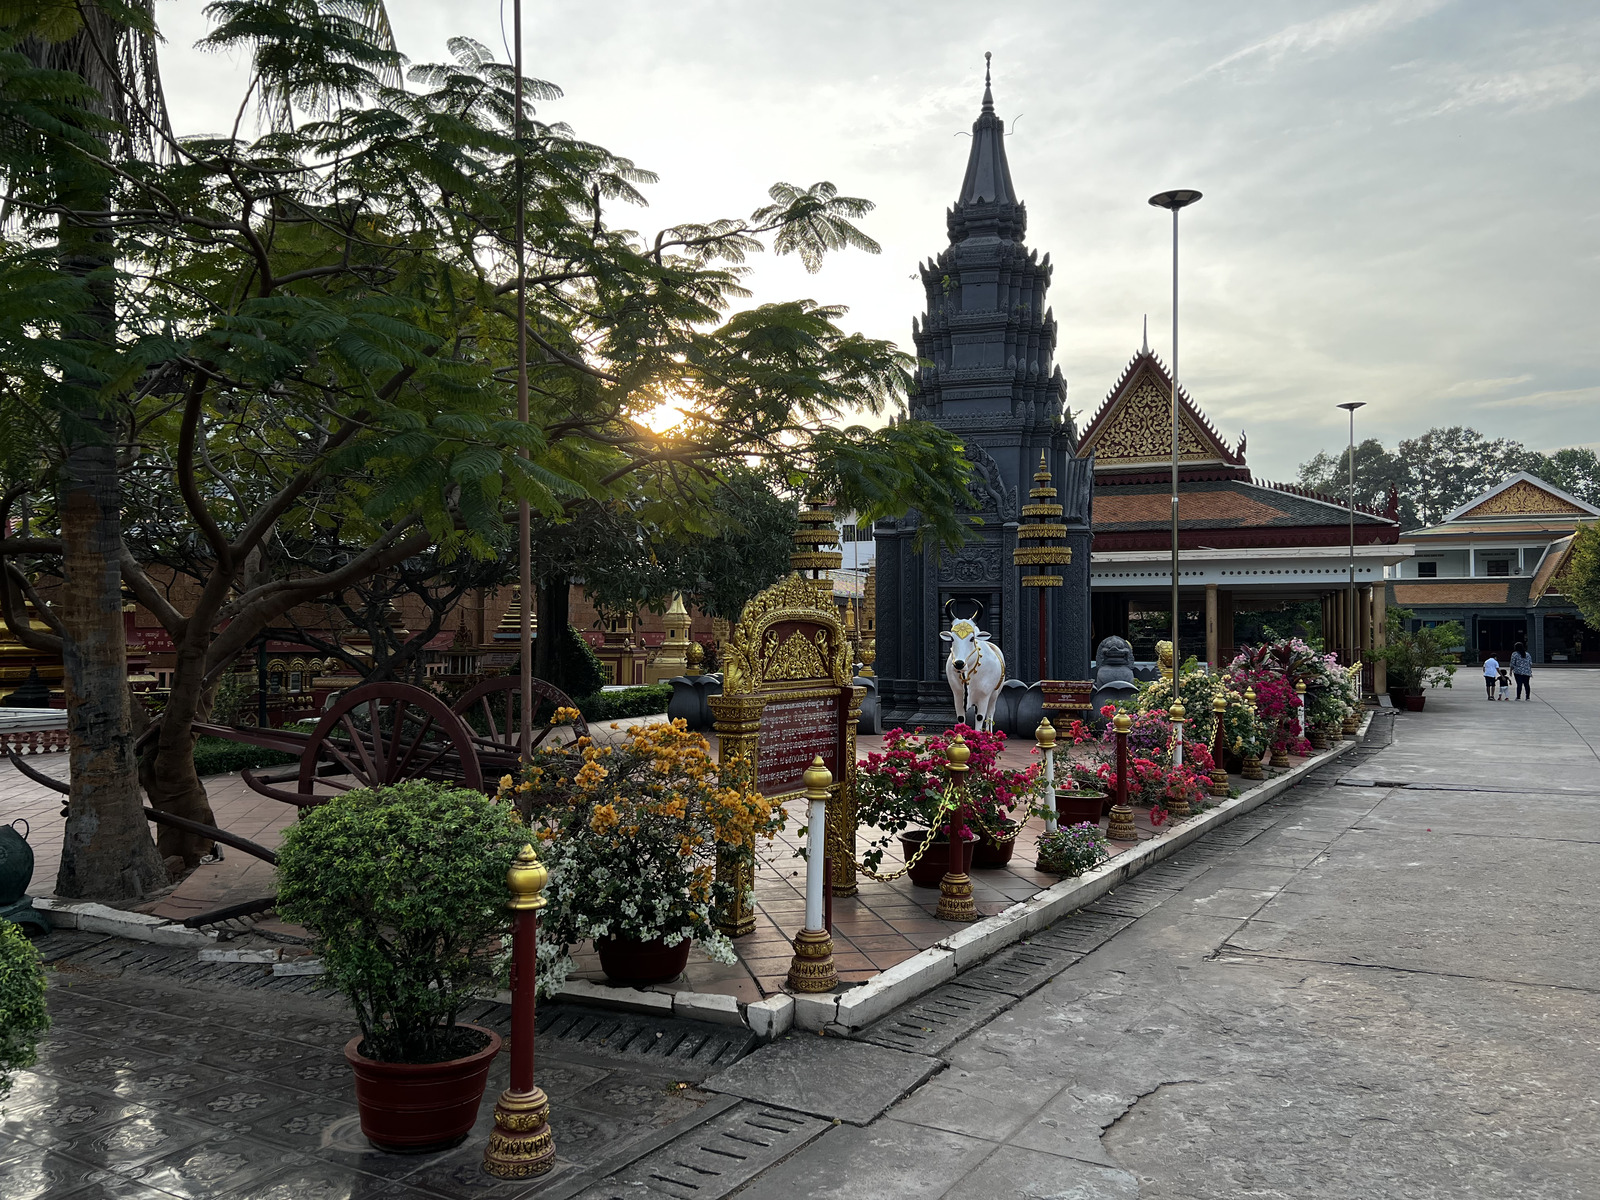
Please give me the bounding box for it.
[1077,344,1245,475]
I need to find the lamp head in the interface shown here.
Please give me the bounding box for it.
[1149,189,1203,210]
[1337,402,1366,413]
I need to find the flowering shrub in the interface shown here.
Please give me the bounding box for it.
[501,717,781,996]
[854,725,1039,873]
[1035,823,1111,877]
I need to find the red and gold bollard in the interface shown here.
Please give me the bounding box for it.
[483,844,555,1179]
[1209,693,1230,797]
[1106,713,1137,841]
[935,735,976,922]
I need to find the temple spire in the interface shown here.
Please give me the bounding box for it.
[1142,314,1149,355]
[958,52,1016,208]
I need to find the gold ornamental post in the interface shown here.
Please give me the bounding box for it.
[935,734,977,922]
[708,693,765,937]
[1166,701,1190,819]
[483,845,555,1178]
[1013,453,1072,681]
[1242,686,1264,779]
[786,757,838,992]
[1209,693,1230,797]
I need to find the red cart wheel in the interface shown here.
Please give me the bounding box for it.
[299,683,482,799]
[451,676,588,764]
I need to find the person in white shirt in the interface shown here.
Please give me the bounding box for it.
[1482,655,1499,701]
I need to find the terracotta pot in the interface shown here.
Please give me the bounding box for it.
[1054,791,1107,828]
[899,830,975,888]
[595,934,692,987]
[1404,693,1426,712]
[973,822,1017,868]
[344,1025,500,1154]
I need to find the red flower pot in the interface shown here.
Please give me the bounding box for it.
[972,822,1017,869]
[1054,791,1107,828]
[595,934,692,987]
[899,830,976,888]
[343,1025,500,1154]
[1404,693,1426,712]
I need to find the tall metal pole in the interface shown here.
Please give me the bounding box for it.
[1149,190,1202,673]
[514,0,533,761]
[1338,401,1365,662]
[1169,207,1179,670]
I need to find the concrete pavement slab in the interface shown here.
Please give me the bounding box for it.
[732,1119,994,1200]
[702,1035,942,1126]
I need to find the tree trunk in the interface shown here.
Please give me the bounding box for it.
[47,10,168,899]
[54,387,168,898]
[534,574,569,683]
[138,639,218,867]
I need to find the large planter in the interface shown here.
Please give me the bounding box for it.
[972,822,1017,869]
[1308,729,1330,751]
[1404,693,1426,712]
[595,934,692,987]
[344,1025,500,1154]
[1054,790,1108,828]
[899,830,975,888]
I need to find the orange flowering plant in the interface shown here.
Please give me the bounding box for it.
[496,717,782,995]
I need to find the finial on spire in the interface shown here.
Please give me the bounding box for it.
[1142,314,1148,355]
[983,51,993,111]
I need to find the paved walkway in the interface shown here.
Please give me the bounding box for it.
[639,670,1600,1199]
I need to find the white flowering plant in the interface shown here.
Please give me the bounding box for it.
[497,716,782,996]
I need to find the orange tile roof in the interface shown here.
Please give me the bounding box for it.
[1392,582,1510,605]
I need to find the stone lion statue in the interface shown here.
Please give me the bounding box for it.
[1092,635,1140,715]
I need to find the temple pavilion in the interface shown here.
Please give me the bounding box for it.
[1078,340,1411,678]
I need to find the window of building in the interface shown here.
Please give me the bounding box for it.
[1416,561,1438,578]
[288,672,302,693]
[1486,559,1510,577]
[840,523,856,543]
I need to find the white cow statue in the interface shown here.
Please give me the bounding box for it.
[941,619,1007,732]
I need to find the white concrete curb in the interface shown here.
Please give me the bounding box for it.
[550,718,1373,1039]
[32,897,217,946]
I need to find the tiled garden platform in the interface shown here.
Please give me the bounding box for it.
[6,719,1311,1005]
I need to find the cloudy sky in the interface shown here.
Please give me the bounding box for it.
[159,0,1600,482]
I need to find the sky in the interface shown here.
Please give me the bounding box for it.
[156,0,1600,483]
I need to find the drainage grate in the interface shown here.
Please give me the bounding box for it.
[959,941,1081,998]
[572,1102,827,1200]
[857,982,1017,1055]
[537,1005,754,1074]
[1026,909,1136,954]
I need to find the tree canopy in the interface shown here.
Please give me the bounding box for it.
[1298,427,1600,530]
[0,0,977,887]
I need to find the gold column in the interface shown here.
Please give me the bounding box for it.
[1373,593,1388,695]
[791,498,844,603]
[708,692,766,936]
[786,757,838,993]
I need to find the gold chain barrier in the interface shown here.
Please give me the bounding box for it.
[848,785,962,884]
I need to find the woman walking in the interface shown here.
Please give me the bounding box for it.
[1511,642,1533,701]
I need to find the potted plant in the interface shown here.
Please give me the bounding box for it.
[1378,608,1463,711]
[510,719,778,989]
[0,920,50,1107]
[275,781,523,1153]
[1035,823,1111,877]
[856,726,1036,884]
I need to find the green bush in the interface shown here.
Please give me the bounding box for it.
[574,684,672,723]
[547,624,607,700]
[192,736,298,777]
[274,782,522,1063]
[0,921,49,1105]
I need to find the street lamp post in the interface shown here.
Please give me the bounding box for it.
[1338,401,1366,662]
[1148,190,1203,674]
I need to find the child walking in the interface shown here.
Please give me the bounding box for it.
[1482,654,1500,701]
[1497,667,1511,701]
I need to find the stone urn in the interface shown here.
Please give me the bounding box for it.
[1241,754,1264,781]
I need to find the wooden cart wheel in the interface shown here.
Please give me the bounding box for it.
[451,675,589,762]
[299,682,482,799]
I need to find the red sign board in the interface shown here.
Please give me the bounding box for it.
[129,628,176,653]
[1041,680,1094,712]
[756,693,841,797]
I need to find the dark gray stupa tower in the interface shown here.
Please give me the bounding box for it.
[873,58,1093,729]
